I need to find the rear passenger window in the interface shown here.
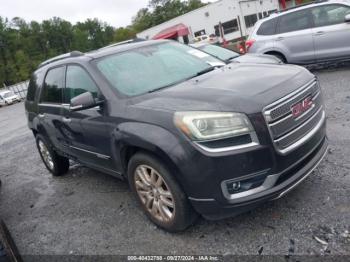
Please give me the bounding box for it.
[41,67,65,104]
[27,71,43,101]
[278,10,312,34]
[257,18,278,35]
[64,65,99,103]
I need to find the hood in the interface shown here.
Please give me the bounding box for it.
[232,54,282,64]
[130,63,314,115]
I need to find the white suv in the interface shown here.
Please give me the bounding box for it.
[247,0,350,64]
[0,91,21,106]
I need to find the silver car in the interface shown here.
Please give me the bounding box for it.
[247,0,350,64]
[190,42,283,64]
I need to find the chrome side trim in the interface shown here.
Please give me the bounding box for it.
[272,144,328,200]
[188,197,215,202]
[38,103,63,108]
[70,146,111,160]
[194,132,260,153]
[69,105,83,110]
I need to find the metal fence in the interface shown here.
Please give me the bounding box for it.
[1,80,29,99]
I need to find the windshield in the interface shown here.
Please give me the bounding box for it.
[198,44,239,62]
[96,42,222,96]
[3,91,14,98]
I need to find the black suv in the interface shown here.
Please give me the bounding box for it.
[25,40,328,232]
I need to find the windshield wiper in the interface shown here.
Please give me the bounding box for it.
[226,56,240,62]
[194,66,216,77]
[148,67,216,94]
[148,78,189,93]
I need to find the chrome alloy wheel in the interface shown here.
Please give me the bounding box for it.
[134,165,175,222]
[38,140,54,170]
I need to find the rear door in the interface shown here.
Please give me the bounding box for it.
[38,66,66,150]
[61,64,116,171]
[275,9,316,64]
[310,4,350,62]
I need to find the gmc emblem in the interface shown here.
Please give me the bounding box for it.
[291,96,313,118]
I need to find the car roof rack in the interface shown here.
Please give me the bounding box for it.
[277,0,329,13]
[38,51,84,68]
[96,38,146,51]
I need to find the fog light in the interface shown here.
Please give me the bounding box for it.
[230,182,241,191]
[225,173,267,195]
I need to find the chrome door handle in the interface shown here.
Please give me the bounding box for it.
[276,37,284,41]
[38,113,45,118]
[314,31,325,36]
[62,117,71,123]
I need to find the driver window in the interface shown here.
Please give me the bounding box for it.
[311,4,350,27]
[64,65,99,103]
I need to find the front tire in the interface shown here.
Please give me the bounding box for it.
[128,152,198,232]
[35,134,69,176]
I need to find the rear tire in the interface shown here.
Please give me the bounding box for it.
[35,134,69,176]
[128,152,198,232]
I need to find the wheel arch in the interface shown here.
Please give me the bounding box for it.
[112,122,189,190]
[264,50,287,63]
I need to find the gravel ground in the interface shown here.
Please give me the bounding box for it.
[0,66,349,257]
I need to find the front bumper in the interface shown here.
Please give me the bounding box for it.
[189,135,328,220]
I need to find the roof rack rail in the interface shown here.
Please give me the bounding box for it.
[97,38,146,51]
[277,0,329,13]
[38,51,84,68]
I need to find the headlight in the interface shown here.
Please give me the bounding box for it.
[174,111,254,141]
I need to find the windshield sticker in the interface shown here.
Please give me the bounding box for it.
[187,49,210,58]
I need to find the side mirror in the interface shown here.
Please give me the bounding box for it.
[70,92,103,111]
[345,14,350,23]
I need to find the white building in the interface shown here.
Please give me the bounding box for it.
[137,0,280,43]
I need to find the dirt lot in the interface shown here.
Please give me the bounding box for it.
[0,67,349,257]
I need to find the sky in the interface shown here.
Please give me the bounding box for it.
[0,0,217,28]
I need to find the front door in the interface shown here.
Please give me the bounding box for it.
[311,4,350,62]
[275,9,316,64]
[61,65,116,172]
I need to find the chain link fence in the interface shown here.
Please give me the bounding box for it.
[1,81,29,100]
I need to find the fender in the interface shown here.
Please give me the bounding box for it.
[110,121,193,190]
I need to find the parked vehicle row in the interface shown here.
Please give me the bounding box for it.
[248,0,350,64]
[190,42,282,64]
[25,39,328,232]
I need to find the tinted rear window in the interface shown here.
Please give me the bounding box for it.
[257,18,277,35]
[27,71,44,101]
[40,67,65,103]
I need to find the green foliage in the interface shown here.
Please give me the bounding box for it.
[0,0,207,86]
[0,17,116,86]
[132,0,206,31]
[114,27,136,43]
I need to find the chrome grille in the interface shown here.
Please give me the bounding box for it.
[263,79,325,155]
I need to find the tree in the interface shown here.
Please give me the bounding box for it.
[131,0,207,31]
[0,0,207,86]
[0,16,119,86]
[114,27,136,43]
